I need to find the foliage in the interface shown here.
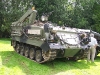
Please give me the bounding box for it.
[0,0,33,38]
[0,0,100,37]
[92,2,100,33]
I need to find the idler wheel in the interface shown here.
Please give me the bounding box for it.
[35,50,42,62]
[12,40,16,47]
[16,44,20,53]
[29,48,35,59]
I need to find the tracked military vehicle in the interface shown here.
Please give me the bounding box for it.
[11,8,100,63]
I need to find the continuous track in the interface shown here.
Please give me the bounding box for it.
[13,41,57,63]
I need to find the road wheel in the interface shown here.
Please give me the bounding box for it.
[24,46,29,57]
[29,48,35,59]
[35,50,42,62]
[20,45,24,55]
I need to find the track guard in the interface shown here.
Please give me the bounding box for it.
[40,41,50,51]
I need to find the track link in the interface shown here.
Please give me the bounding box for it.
[40,49,57,63]
[80,50,88,59]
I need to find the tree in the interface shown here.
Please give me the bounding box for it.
[92,2,100,33]
[0,0,4,37]
[0,0,33,37]
[0,0,100,38]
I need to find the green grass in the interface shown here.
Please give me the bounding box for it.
[0,38,100,75]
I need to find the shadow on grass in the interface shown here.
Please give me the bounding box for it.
[0,38,11,44]
[0,51,97,75]
[95,55,100,62]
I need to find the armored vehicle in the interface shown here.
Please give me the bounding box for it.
[11,8,100,63]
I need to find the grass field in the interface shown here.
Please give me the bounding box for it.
[0,38,100,75]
